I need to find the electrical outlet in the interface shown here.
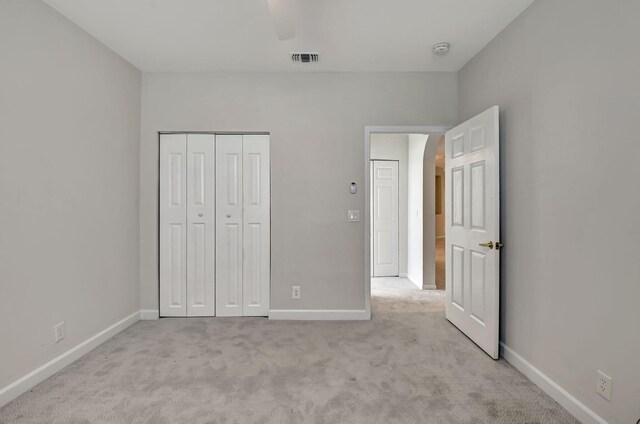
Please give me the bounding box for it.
[291,285,301,299]
[596,370,612,401]
[54,322,65,343]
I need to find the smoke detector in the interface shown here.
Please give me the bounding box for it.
[433,43,450,55]
[291,52,319,63]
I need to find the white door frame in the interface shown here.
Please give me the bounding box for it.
[364,126,452,318]
[158,131,270,317]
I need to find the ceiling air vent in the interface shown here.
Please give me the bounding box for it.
[291,52,319,63]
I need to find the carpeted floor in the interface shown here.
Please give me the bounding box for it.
[0,278,577,424]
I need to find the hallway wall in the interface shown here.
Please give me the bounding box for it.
[407,135,427,288]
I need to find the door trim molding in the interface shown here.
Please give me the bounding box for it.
[364,126,452,318]
[500,343,609,424]
[0,310,140,409]
[269,309,369,320]
[158,132,271,317]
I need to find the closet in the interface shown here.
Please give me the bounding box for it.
[159,133,270,317]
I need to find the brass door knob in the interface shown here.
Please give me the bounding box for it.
[479,241,494,249]
[495,242,504,250]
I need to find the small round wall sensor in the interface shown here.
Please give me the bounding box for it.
[433,42,450,55]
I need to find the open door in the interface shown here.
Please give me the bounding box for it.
[445,106,501,359]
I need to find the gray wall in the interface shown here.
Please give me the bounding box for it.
[0,0,141,390]
[421,134,443,290]
[140,72,458,311]
[458,0,640,422]
[407,135,427,288]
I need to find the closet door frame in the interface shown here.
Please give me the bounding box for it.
[159,132,270,318]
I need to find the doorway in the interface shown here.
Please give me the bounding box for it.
[366,127,450,303]
[365,108,501,359]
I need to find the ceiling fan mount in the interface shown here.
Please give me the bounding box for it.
[266,0,297,41]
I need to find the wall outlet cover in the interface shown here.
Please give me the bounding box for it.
[596,370,612,401]
[54,322,65,343]
[291,285,301,299]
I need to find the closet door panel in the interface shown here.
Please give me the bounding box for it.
[242,135,270,316]
[216,135,243,316]
[186,134,215,316]
[160,134,187,317]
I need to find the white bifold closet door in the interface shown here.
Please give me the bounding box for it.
[216,135,270,317]
[160,134,215,317]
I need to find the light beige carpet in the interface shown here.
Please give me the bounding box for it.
[0,278,577,423]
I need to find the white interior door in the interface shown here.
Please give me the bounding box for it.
[445,106,500,359]
[242,135,270,316]
[216,135,244,316]
[160,134,187,317]
[186,134,215,316]
[372,160,399,277]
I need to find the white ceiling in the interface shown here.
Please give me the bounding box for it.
[43,0,535,72]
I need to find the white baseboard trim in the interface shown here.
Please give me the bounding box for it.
[269,309,370,321]
[140,309,159,320]
[500,342,608,424]
[399,273,408,278]
[422,284,438,290]
[406,275,422,289]
[0,310,140,409]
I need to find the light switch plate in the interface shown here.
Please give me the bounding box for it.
[348,210,360,222]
